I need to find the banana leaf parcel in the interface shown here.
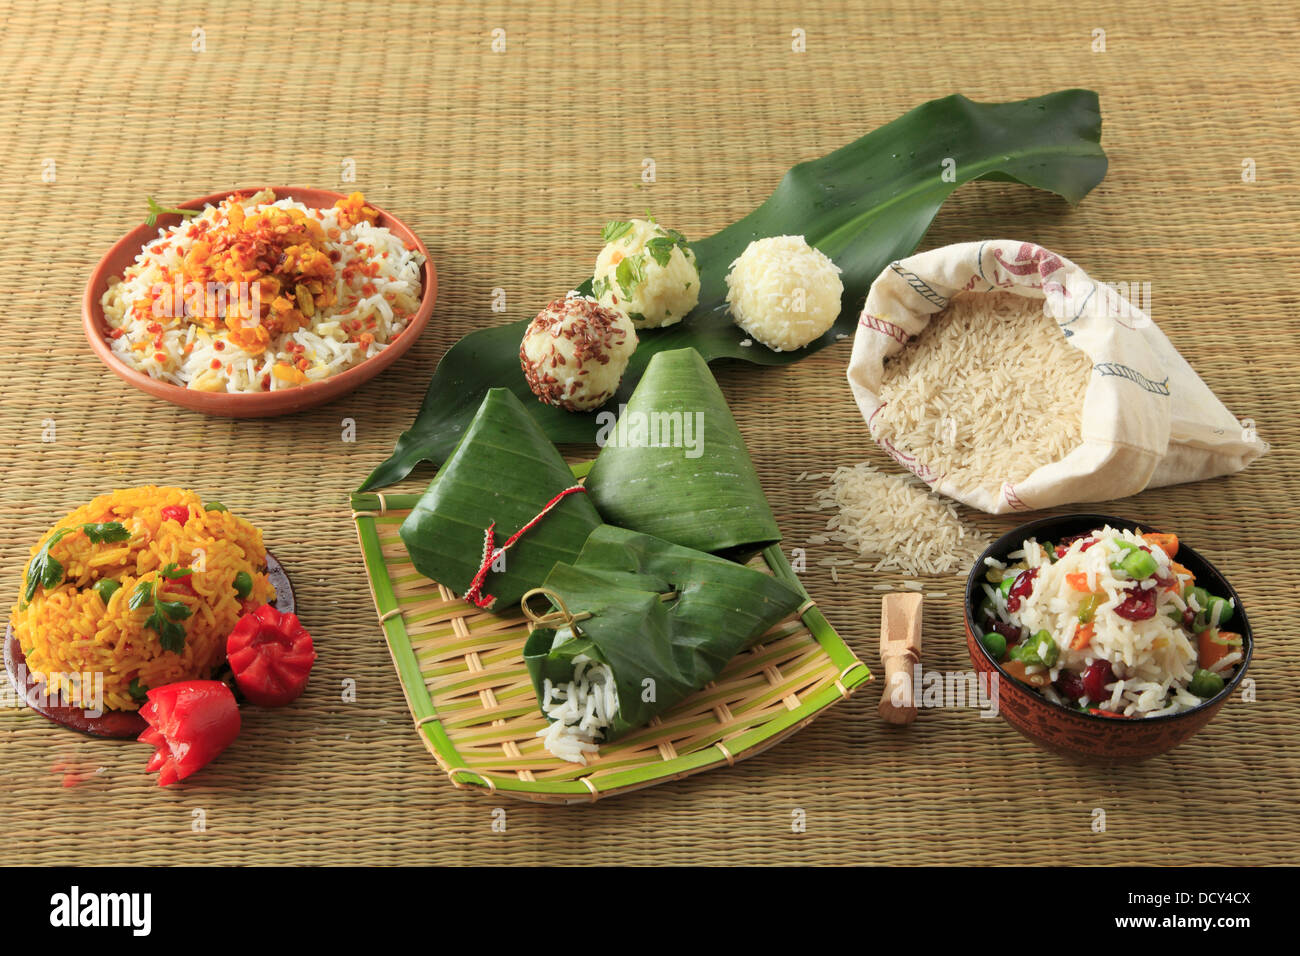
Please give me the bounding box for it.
[523,525,804,760]
[583,347,780,556]
[399,388,602,612]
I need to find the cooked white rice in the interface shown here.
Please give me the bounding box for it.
[811,462,988,576]
[1006,526,1205,716]
[872,291,1092,494]
[100,190,424,393]
[536,641,618,765]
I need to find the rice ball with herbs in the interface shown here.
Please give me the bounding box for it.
[592,219,699,329]
[725,235,843,351]
[520,295,638,412]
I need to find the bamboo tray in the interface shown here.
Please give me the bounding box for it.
[351,465,871,804]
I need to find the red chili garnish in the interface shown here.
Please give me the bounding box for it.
[214,340,225,351]
[226,604,316,708]
[160,505,189,525]
[137,681,241,787]
[1006,567,1039,613]
[1113,586,1157,621]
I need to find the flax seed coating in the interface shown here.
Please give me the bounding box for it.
[520,294,638,411]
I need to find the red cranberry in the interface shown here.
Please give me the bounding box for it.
[1006,568,1039,612]
[1082,660,1115,700]
[1056,672,1086,700]
[989,619,1021,642]
[1182,607,1197,629]
[1114,586,1157,621]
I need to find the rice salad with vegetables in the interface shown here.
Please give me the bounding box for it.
[975,526,1243,718]
[101,189,424,393]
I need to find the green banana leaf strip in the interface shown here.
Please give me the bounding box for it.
[523,525,804,742]
[398,388,602,611]
[583,347,779,555]
[361,89,1106,490]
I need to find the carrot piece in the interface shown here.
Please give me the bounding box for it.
[1142,532,1179,559]
[1001,659,1052,688]
[1071,622,1096,650]
[1167,560,1195,591]
[1066,572,1093,593]
[1198,629,1242,670]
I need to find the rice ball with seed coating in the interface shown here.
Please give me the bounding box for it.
[724,235,843,351]
[592,218,700,330]
[520,294,638,412]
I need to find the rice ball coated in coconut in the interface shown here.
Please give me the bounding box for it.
[592,218,700,330]
[520,294,638,412]
[724,235,843,351]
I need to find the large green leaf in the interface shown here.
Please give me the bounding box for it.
[584,347,780,555]
[362,90,1106,490]
[398,388,602,612]
[523,525,804,742]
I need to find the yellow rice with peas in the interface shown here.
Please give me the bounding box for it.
[9,487,275,712]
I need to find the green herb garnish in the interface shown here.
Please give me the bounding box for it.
[129,567,192,654]
[615,253,646,299]
[602,220,634,242]
[128,678,149,703]
[21,522,130,605]
[645,228,691,268]
[145,196,201,228]
[591,276,610,300]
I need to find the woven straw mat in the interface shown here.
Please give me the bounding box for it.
[0,0,1296,865]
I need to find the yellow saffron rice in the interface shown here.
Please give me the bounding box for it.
[9,487,275,712]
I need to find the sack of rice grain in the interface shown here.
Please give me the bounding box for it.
[846,240,1267,514]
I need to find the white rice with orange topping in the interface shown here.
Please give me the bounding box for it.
[100,189,424,393]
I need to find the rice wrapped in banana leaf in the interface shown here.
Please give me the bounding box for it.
[583,347,781,557]
[523,524,804,763]
[399,388,602,611]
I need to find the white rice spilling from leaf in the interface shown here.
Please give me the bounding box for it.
[872,291,1093,494]
[812,463,987,575]
[537,644,619,765]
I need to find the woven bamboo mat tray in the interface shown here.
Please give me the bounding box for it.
[351,474,870,804]
[1,0,1298,864]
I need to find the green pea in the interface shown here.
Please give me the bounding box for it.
[94,578,121,605]
[979,632,1007,660]
[999,575,1016,598]
[233,570,253,600]
[1188,668,1226,699]
[1120,549,1158,580]
[205,501,228,513]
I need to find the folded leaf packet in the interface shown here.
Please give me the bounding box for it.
[523,525,803,759]
[846,240,1268,514]
[399,388,601,611]
[584,347,781,555]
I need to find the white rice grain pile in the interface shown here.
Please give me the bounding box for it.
[813,463,988,575]
[872,291,1093,494]
[536,644,618,765]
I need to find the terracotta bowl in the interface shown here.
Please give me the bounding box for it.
[964,513,1252,765]
[82,186,437,418]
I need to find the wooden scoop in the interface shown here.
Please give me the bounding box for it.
[878,593,922,725]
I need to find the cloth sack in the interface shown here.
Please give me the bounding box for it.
[846,240,1268,514]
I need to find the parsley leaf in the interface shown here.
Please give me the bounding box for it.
[615,254,646,299]
[82,522,130,544]
[128,678,149,702]
[22,522,132,605]
[602,220,633,242]
[159,563,193,579]
[591,276,610,299]
[128,581,152,610]
[145,196,201,228]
